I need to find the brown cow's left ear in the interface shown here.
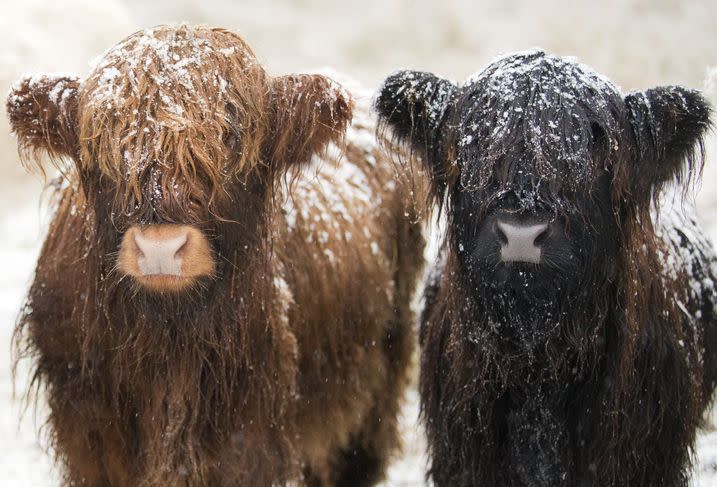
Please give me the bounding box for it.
[624,86,712,196]
[263,74,353,173]
[6,74,81,173]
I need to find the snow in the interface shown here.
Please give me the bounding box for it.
[280,93,381,246]
[0,195,60,485]
[279,99,384,269]
[2,0,717,485]
[273,266,294,329]
[87,24,239,115]
[657,192,717,302]
[6,73,79,129]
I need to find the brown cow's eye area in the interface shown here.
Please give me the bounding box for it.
[117,224,215,292]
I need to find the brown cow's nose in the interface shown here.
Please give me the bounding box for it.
[117,225,215,292]
[134,231,187,276]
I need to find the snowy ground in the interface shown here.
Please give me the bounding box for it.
[1,0,717,485]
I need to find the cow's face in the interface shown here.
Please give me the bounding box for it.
[7,26,351,294]
[448,168,616,301]
[446,52,625,298]
[376,50,710,303]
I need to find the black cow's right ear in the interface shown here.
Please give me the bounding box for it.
[6,74,80,173]
[375,70,457,193]
[624,86,711,200]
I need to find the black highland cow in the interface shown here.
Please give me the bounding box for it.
[375,49,717,486]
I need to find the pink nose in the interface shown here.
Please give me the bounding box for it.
[134,231,188,276]
[496,220,550,264]
[117,224,216,292]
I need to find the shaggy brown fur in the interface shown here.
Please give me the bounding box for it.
[7,25,424,486]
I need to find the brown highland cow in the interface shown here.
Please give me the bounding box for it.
[7,25,424,486]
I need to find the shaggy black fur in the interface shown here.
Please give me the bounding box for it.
[376,49,717,486]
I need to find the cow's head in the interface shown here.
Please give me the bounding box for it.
[7,25,351,294]
[376,50,710,305]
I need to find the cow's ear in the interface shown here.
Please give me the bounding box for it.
[6,74,81,173]
[263,74,352,174]
[624,86,711,198]
[375,70,457,198]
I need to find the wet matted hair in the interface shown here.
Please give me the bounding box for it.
[376,49,717,486]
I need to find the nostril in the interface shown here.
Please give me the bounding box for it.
[131,231,145,259]
[173,234,190,259]
[494,222,508,245]
[133,233,146,259]
[533,226,551,247]
[134,233,146,255]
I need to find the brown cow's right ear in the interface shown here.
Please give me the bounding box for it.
[6,74,81,172]
[263,74,353,174]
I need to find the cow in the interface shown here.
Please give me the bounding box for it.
[7,24,424,486]
[375,49,717,486]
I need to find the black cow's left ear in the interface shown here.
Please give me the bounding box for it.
[375,71,458,201]
[624,86,712,195]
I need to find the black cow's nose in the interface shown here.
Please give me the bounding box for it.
[494,219,551,264]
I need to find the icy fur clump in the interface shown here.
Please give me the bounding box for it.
[656,191,717,337]
[87,24,247,115]
[281,90,391,268]
[456,49,624,196]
